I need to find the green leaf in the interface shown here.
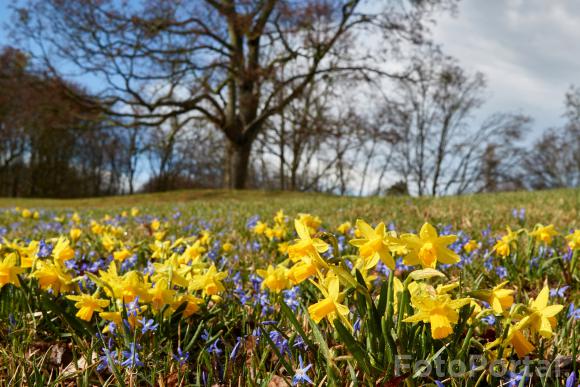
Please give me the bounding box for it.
[260,326,294,377]
[334,318,372,376]
[377,281,388,317]
[280,301,314,349]
[412,344,448,379]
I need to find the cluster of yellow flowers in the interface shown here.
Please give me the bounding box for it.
[0,207,572,365]
[255,215,567,357]
[256,218,465,333]
[492,223,579,257]
[0,211,233,332]
[252,210,291,241]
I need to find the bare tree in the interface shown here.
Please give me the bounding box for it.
[384,48,530,195]
[10,0,456,189]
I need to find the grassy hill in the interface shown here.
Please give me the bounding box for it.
[0,188,578,232]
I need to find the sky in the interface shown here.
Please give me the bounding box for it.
[432,0,580,135]
[0,0,578,136]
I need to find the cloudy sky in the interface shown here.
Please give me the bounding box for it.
[432,0,580,136]
[0,0,578,137]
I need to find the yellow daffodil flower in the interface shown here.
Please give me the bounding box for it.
[337,222,352,234]
[70,228,82,242]
[463,240,479,253]
[493,227,519,258]
[308,276,349,326]
[172,294,204,318]
[71,212,81,224]
[32,260,76,295]
[529,224,559,245]
[66,292,110,321]
[472,281,515,315]
[148,279,176,312]
[488,281,514,315]
[288,258,318,285]
[287,219,329,268]
[257,265,291,293]
[113,249,132,262]
[297,213,322,235]
[274,210,286,225]
[0,253,25,288]
[222,242,234,252]
[52,236,75,263]
[253,221,267,235]
[189,264,227,296]
[522,285,563,338]
[566,230,580,250]
[350,219,399,270]
[401,223,460,268]
[404,292,471,339]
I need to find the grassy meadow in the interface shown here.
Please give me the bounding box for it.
[0,188,578,386]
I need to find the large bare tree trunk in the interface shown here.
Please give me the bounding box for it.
[225,139,253,189]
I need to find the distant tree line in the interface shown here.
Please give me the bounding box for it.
[1,0,579,198]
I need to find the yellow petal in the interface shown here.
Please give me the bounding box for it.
[357,219,375,236]
[420,223,438,240]
[542,305,563,318]
[510,330,534,358]
[532,286,550,310]
[294,220,310,240]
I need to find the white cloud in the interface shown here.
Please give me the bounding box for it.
[432,0,580,136]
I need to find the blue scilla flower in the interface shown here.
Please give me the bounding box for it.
[97,348,118,372]
[550,286,569,298]
[65,259,79,272]
[138,318,159,334]
[230,337,244,359]
[441,224,453,235]
[173,347,190,365]
[482,314,496,325]
[566,371,577,387]
[251,241,261,252]
[125,297,141,317]
[87,259,106,273]
[207,339,222,355]
[568,303,580,320]
[121,343,143,368]
[269,330,289,356]
[337,235,346,253]
[120,254,138,272]
[293,335,308,351]
[234,287,251,305]
[505,370,527,387]
[292,355,313,385]
[283,286,301,311]
[484,258,494,271]
[495,266,508,279]
[256,292,273,316]
[249,274,262,292]
[142,261,155,276]
[78,275,96,293]
[246,215,260,230]
[37,240,53,258]
[375,261,390,277]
